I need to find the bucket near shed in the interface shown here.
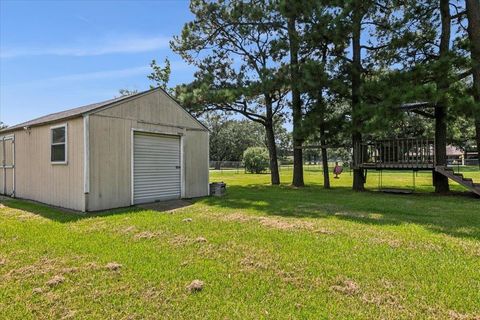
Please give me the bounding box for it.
[210,182,226,197]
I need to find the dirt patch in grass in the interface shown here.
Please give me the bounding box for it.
[219,212,317,231]
[138,285,170,310]
[46,275,66,287]
[186,279,204,293]
[457,242,480,257]
[120,226,138,234]
[61,310,77,319]
[105,262,122,272]
[195,236,208,243]
[258,217,315,230]
[222,213,254,223]
[134,231,161,240]
[415,242,443,252]
[447,310,480,320]
[313,228,336,235]
[32,287,43,294]
[276,270,306,286]
[60,267,79,274]
[361,292,401,308]
[330,279,360,296]
[3,256,101,294]
[167,234,210,247]
[4,257,62,280]
[84,262,101,270]
[371,237,403,249]
[240,256,270,271]
[169,235,193,246]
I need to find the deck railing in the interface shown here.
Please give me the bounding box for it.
[356,138,435,169]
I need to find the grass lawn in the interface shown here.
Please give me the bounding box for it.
[1,168,479,319]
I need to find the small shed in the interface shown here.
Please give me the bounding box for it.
[0,88,210,211]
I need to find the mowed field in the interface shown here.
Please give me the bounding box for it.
[0,167,479,319]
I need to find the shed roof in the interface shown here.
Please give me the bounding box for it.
[2,95,130,132]
[1,87,208,133]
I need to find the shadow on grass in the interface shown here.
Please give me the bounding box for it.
[1,197,195,223]
[1,199,142,223]
[201,184,480,240]
[2,184,479,241]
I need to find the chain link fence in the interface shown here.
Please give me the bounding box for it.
[209,160,352,174]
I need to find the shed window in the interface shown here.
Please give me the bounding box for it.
[51,125,67,163]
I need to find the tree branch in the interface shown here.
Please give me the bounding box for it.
[360,43,390,51]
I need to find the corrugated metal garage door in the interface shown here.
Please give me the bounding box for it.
[133,132,181,204]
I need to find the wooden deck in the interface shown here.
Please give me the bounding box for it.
[356,138,435,171]
[353,138,479,197]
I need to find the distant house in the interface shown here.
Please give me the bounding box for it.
[0,88,209,211]
[446,145,478,165]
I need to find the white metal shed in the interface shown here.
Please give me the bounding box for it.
[0,88,210,212]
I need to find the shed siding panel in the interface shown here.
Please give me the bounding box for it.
[184,130,209,197]
[13,118,84,211]
[87,116,131,211]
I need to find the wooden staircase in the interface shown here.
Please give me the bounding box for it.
[435,166,480,197]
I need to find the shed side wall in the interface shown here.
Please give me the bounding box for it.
[12,118,85,211]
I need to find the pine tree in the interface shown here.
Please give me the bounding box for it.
[466,0,480,167]
[171,0,286,185]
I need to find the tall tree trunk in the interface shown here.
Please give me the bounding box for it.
[288,14,305,187]
[265,122,280,185]
[320,123,330,189]
[466,0,480,169]
[351,1,365,191]
[264,96,280,185]
[433,0,451,192]
[476,120,480,168]
[434,105,450,191]
[318,49,330,189]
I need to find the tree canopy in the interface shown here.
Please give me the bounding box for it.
[167,0,479,192]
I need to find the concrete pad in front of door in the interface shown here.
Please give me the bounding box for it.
[136,199,193,213]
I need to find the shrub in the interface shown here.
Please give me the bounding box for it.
[243,147,269,174]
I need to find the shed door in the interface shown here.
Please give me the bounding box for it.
[133,132,181,204]
[0,135,15,197]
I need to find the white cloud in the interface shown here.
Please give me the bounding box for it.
[43,61,192,83]
[0,35,171,58]
[48,66,150,82]
[1,61,193,88]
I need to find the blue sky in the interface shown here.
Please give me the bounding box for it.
[0,0,195,126]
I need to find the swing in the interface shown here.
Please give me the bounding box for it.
[377,169,417,194]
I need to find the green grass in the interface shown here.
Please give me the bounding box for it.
[1,168,479,319]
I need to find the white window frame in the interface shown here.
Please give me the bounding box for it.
[50,123,68,164]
